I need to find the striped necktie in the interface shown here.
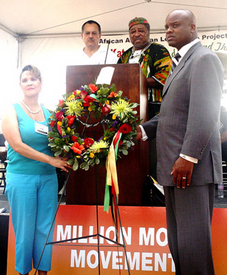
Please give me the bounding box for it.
[171,53,181,73]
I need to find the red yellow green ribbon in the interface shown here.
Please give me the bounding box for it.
[104,131,122,212]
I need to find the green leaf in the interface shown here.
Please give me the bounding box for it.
[63,145,70,152]
[95,158,100,165]
[73,159,79,171]
[98,87,109,96]
[54,151,62,156]
[67,158,74,165]
[80,162,87,169]
[88,159,95,165]
[118,90,123,96]
[54,138,61,145]
[80,162,89,171]
[49,143,57,147]
[130,103,139,108]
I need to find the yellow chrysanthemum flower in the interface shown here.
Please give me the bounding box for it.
[57,121,62,126]
[65,101,83,117]
[89,140,109,153]
[110,99,132,119]
[67,94,75,101]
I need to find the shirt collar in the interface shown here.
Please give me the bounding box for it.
[177,38,200,60]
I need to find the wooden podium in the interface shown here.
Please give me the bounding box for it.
[65,64,149,206]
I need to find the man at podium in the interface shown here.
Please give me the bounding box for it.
[118,17,171,103]
[73,20,118,65]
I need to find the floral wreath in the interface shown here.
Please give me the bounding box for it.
[48,83,140,172]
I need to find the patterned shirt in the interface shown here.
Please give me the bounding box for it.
[118,43,172,102]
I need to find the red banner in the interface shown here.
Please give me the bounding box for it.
[7,206,227,274]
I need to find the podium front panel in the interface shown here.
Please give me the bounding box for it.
[66,64,149,206]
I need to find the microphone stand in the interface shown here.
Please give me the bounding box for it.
[104,39,110,64]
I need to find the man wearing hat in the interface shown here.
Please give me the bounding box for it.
[118,17,171,103]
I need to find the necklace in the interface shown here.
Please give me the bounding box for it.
[22,100,41,114]
[130,42,151,59]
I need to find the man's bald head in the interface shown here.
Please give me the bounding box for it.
[165,10,198,50]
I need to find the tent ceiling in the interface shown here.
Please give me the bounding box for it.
[0,0,227,38]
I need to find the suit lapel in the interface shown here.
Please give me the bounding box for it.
[162,42,202,98]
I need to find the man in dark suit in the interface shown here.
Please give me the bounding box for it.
[137,10,224,274]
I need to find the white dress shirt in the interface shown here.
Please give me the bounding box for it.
[71,45,118,65]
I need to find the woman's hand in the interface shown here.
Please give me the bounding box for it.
[49,156,71,172]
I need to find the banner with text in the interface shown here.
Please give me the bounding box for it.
[7,206,227,275]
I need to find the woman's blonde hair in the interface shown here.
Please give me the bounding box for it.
[20,65,42,82]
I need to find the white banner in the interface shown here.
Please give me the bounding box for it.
[100,30,227,58]
[1,29,226,113]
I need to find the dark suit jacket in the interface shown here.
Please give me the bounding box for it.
[143,42,224,187]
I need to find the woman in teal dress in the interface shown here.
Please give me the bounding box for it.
[2,65,70,275]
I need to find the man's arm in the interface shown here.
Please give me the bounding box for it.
[171,52,223,187]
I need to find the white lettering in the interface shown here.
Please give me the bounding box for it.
[100,251,111,269]
[139,227,155,246]
[89,226,98,244]
[124,252,140,270]
[168,253,176,272]
[142,252,153,271]
[56,225,71,243]
[70,249,85,268]
[156,228,168,246]
[106,226,116,244]
[72,225,77,243]
[112,251,123,269]
[155,253,167,271]
[70,249,175,272]
[87,250,98,268]
[78,225,87,243]
[99,226,105,244]
[120,227,132,245]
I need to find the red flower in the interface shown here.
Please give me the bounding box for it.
[55,111,64,121]
[67,115,75,127]
[73,90,78,96]
[71,142,85,155]
[83,95,95,107]
[50,120,55,127]
[118,140,123,148]
[89,83,98,93]
[101,104,111,115]
[84,138,94,148]
[57,124,62,136]
[108,91,118,98]
[71,136,78,142]
[119,124,132,134]
[80,90,88,99]
[58,99,64,107]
